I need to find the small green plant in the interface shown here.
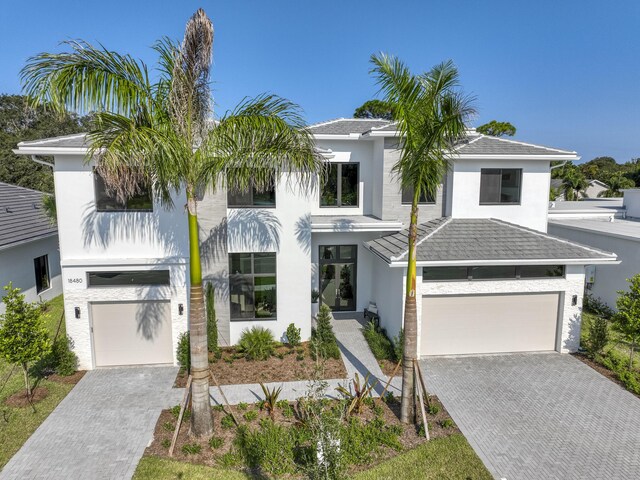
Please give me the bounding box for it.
[285,323,301,347]
[282,404,294,418]
[363,320,395,361]
[584,294,614,318]
[162,421,174,432]
[161,438,171,448]
[209,436,224,449]
[586,315,609,358]
[205,282,219,353]
[221,414,235,429]
[176,331,190,373]
[224,357,234,364]
[384,391,395,403]
[417,423,427,437]
[235,421,298,476]
[276,399,289,409]
[259,383,282,418]
[212,404,224,412]
[170,405,191,421]
[243,410,258,422]
[372,404,384,416]
[276,352,285,360]
[296,353,305,361]
[214,350,223,359]
[336,373,378,417]
[181,443,202,455]
[218,451,242,468]
[427,403,440,415]
[237,402,248,410]
[311,304,341,360]
[311,289,320,304]
[440,418,455,429]
[238,326,275,360]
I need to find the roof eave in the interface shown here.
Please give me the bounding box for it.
[14,146,88,156]
[385,257,619,267]
[452,153,580,161]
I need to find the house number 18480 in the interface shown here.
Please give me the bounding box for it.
[67,278,83,284]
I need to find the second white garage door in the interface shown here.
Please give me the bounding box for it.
[421,293,560,356]
[91,301,174,367]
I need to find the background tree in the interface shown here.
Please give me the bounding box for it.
[613,275,640,370]
[598,172,634,197]
[0,284,51,399]
[0,94,89,192]
[353,99,395,120]
[561,165,588,200]
[370,53,475,423]
[22,8,322,436]
[476,120,516,137]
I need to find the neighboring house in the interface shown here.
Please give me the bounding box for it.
[549,190,640,309]
[15,121,617,369]
[550,178,609,200]
[0,182,62,313]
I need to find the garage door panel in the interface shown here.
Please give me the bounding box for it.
[91,301,173,367]
[421,293,559,356]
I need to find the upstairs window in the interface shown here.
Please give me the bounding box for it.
[34,255,50,293]
[227,181,276,208]
[401,186,436,205]
[479,168,522,205]
[94,170,153,212]
[320,163,359,207]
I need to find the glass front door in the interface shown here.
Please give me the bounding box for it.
[319,245,357,311]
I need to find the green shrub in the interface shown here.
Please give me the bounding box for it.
[32,334,78,377]
[384,392,395,403]
[276,399,289,409]
[238,326,275,360]
[285,323,302,347]
[392,328,404,363]
[205,282,219,353]
[176,331,190,372]
[212,404,224,412]
[243,410,258,422]
[584,294,614,318]
[181,443,202,455]
[439,418,455,429]
[282,404,294,418]
[235,421,298,476]
[161,438,171,448]
[340,416,402,465]
[218,451,242,468]
[618,370,640,394]
[170,405,191,421]
[209,436,224,449]
[221,414,235,429]
[362,321,394,361]
[237,402,248,411]
[276,352,285,360]
[311,305,341,360]
[296,353,305,361]
[427,404,440,415]
[586,315,609,358]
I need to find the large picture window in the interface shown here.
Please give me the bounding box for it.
[479,168,522,204]
[320,163,359,207]
[94,170,153,212]
[423,265,564,282]
[34,255,50,293]
[229,253,276,320]
[401,186,435,205]
[227,181,276,208]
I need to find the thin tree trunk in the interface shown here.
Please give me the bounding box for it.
[630,341,635,371]
[187,190,213,437]
[400,194,419,423]
[22,363,31,398]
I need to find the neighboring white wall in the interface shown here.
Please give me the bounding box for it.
[419,265,586,353]
[60,262,188,370]
[0,236,62,313]
[584,182,607,199]
[227,174,314,345]
[450,159,551,232]
[548,223,639,309]
[623,189,640,218]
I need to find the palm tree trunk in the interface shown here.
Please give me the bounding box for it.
[186,190,213,437]
[400,194,419,423]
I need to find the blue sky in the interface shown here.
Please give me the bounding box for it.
[1,0,638,163]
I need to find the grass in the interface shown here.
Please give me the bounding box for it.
[0,295,75,468]
[134,434,491,480]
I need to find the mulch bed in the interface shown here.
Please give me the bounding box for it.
[144,394,458,475]
[378,359,401,377]
[47,370,86,385]
[5,387,49,407]
[175,342,347,387]
[572,353,640,399]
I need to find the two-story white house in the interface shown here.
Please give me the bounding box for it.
[15,119,617,369]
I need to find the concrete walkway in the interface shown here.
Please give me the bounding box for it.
[421,353,640,480]
[0,367,181,480]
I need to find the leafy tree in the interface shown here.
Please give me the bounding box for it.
[476,120,516,137]
[613,275,640,370]
[0,94,89,192]
[370,53,475,423]
[353,99,395,120]
[22,8,322,436]
[561,165,588,200]
[0,284,51,398]
[598,172,634,198]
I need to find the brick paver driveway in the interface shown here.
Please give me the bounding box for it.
[0,367,182,480]
[422,353,640,480]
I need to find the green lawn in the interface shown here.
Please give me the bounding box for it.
[0,295,76,468]
[134,434,491,480]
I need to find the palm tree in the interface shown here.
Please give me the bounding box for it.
[21,9,323,437]
[370,54,475,423]
[598,172,634,198]
[562,168,588,200]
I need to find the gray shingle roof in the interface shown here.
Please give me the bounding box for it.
[455,134,576,156]
[18,133,89,149]
[307,118,392,135]
[0,183,57,249]
[365,217,615,264]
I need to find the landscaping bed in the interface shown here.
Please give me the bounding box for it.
[361,320,403,377]
[175,341,347,387]
[144,389,463,478]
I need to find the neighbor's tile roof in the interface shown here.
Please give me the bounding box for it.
[365,217,615,264]
[18,133,89,149]
[307,118,392,135]
[0,183,57,249]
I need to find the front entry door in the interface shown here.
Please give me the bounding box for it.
[319,245,357,311]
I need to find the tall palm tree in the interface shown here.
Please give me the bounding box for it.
[370,54,475,423]
[21,9,323,437]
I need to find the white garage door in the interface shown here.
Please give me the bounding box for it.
[91,301,173,367]
[421,293,560,356]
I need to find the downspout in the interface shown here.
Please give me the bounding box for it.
[30,155,54,168]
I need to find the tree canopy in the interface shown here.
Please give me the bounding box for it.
[353,99,395,120]
[476,120,516,137]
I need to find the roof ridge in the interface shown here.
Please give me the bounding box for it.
[451,134,484,152]
[473,135,577,155]
[18,132,87,147]
[306,118,347,129]
[367,121,397,131]
[486,218,616,257]
[391,217,452,261]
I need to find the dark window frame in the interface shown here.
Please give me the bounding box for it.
[87,270,171,287]
[94,169,153,212]
[401,186,436,205]
[34,254,50,293]
[422,265,565,282]
[229,253,277,321]
[320,163,360,208]
[227,182,276,208]
[479,168,522,205]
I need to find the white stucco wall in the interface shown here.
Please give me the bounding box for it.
[450,159,551,232]
[370,258,405,340]
[623,189,640,218]
[61,262,188,370]
[0,236,62,313]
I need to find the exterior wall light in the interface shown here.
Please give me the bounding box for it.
[74,307,81,319]
[178,304,184,315]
